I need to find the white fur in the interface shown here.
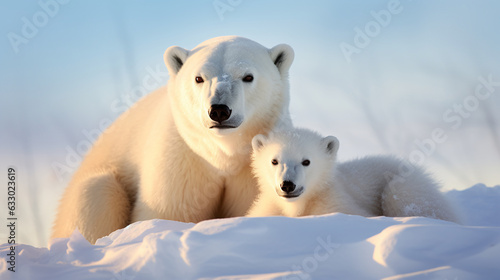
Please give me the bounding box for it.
[52,36,295,243]
[247,128,459,223]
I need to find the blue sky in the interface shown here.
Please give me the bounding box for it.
[1,1,499,246]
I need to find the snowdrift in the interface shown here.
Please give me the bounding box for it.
[1,184,499,280]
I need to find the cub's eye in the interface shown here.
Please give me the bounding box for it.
[302,159,310,166]
[242,75,254,82]
[271,159,278,165]
[195,76,204,83]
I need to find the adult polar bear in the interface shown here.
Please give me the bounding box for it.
[52,36,295,243]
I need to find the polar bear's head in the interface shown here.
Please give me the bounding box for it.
[251,128,339,201]
[164,36,294,172]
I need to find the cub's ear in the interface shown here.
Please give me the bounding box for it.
[164,46,189,76]
[252,134,268,151]
[269,44,294,76]
[322,136,339,156]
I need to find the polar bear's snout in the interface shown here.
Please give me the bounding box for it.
[208,104,243,130]
[209,104,232,124]
[206,79,245,130]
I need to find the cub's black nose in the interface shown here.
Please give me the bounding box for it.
[280,180,296,194]
[208,104,232,123]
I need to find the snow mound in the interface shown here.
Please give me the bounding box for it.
[445,184,500,227]
[1,184,499,279]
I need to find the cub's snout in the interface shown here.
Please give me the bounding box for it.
[280,180,296,193]
[277,180,303,199]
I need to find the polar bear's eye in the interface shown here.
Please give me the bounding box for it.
[242,75,254,82]
[271,159,278,165]
[195,76,204,83]
[302,160,310,166]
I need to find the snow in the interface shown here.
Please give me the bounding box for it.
[446,184,500,227]
[1,184,499,279]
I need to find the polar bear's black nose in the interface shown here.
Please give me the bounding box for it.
[209,104,232,123]
[281,180,296,194]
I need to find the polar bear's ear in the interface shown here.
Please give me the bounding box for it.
[322,136,339,156]
[269,44,295,76]
[164,46,190,76]
[252,134,267,151]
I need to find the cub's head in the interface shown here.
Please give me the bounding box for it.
[251,128,339,201]
[164,36,294,138]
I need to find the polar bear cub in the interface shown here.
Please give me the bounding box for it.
[247,128,459,222]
